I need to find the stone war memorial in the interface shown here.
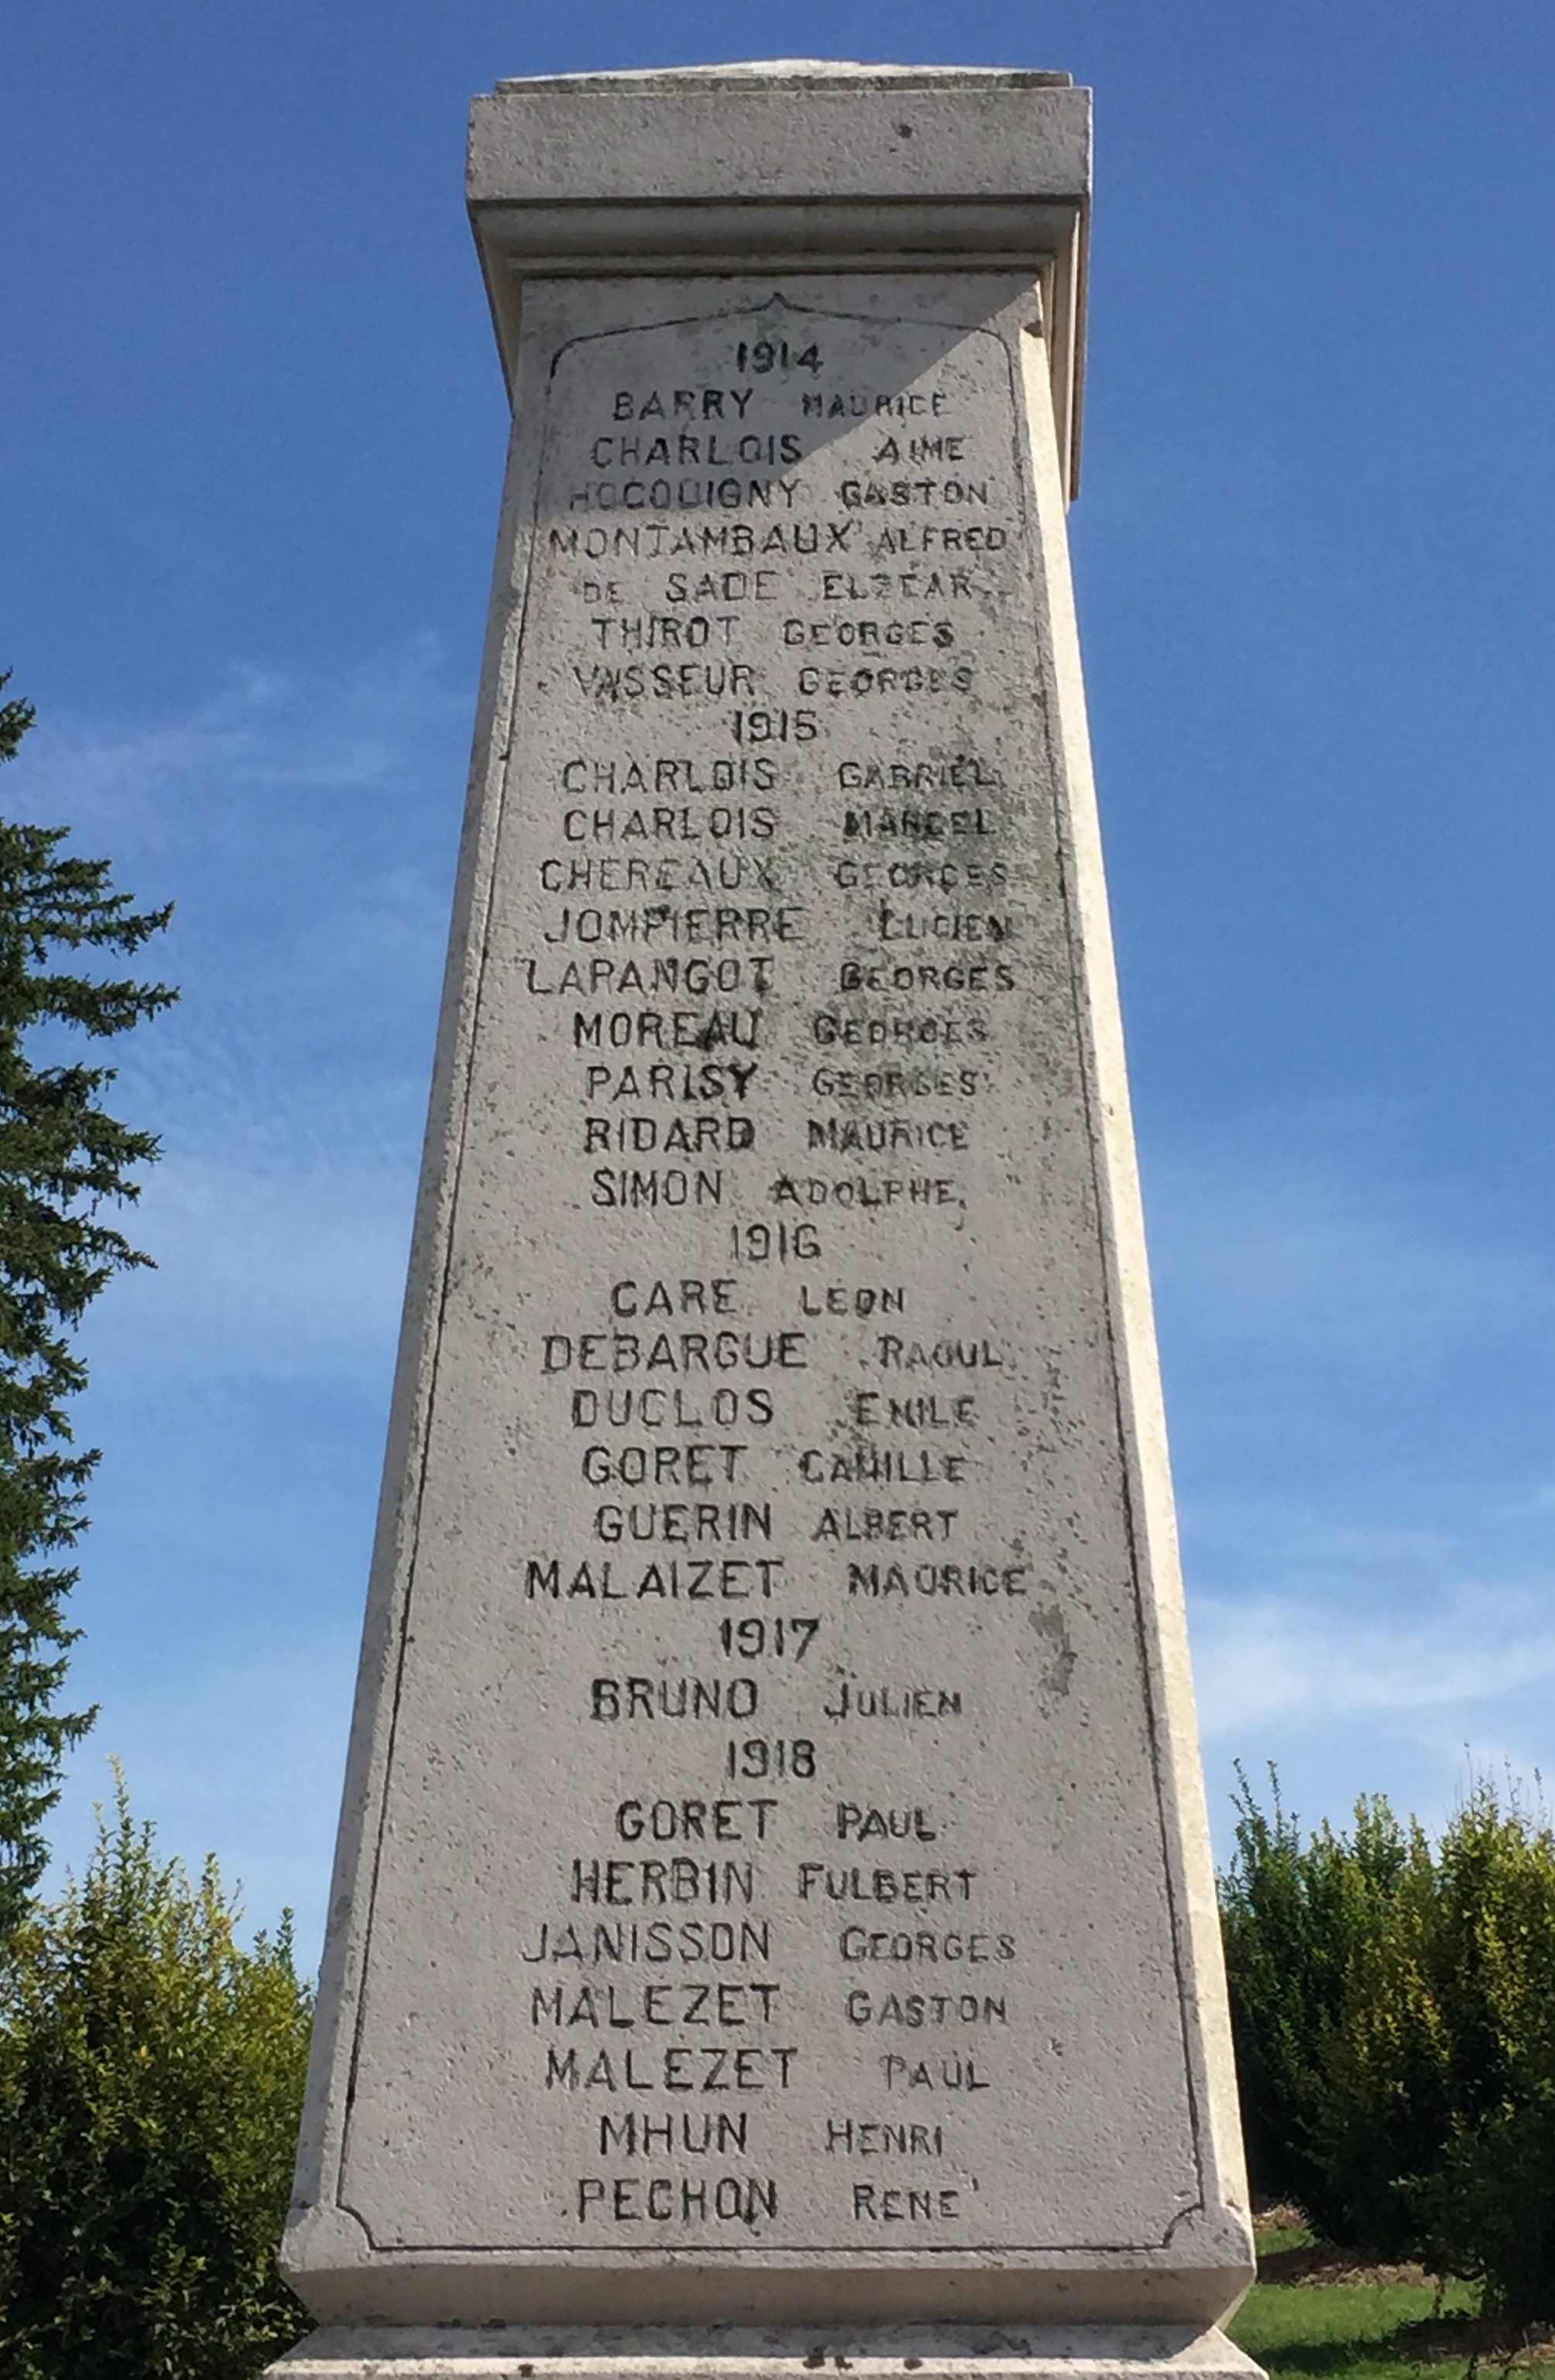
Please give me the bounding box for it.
[269,61,1263,2380]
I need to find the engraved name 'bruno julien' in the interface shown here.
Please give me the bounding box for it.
[502,314,1030,2235]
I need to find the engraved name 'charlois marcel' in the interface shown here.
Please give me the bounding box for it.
[287,56,1250,2294]
[493,306,1031,2240]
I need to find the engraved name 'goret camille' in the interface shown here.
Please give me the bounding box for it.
[266,60,1264,2380]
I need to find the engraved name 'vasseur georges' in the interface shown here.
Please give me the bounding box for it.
[335,285,1198,2262]
[515,296,1027,2240]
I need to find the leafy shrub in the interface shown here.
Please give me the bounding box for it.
[1319,1778,1555,2317]
[0,1776,311,2378]
[1218,1763,1409,2241]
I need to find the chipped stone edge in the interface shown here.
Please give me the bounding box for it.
[266,2320,1265,2379]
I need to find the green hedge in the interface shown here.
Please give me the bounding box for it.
[1222,1768,1555,2317]
[0,1779,311,2379]
[8,1761,1555,2361]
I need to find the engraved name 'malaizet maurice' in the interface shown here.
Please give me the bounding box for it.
[275,72,1256,2378]
[321,284,1202,2260]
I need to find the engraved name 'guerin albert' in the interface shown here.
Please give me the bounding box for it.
[482,307,1041,2238]
[281,63,1252,2310]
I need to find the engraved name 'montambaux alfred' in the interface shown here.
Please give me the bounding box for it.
[510,303,1031,2241]
[338,290,1194,2262]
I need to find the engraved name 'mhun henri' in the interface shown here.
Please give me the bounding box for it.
[602,2111,755,2155]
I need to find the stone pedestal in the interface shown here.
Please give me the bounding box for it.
[271,2327,1264,2380]
[269,62,1259,2380]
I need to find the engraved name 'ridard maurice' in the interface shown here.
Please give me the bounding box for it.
[472,293,1051,2246]
[323,279,1200,2273]
[269,64,1257,2343]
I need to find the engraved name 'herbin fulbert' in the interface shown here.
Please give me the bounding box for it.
[328,280,1203,2258]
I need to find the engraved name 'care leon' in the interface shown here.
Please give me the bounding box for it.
[488,295,1044,2246]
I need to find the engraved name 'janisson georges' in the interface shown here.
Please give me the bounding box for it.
[518,1919,774,1965]
[488,298,1030,2241]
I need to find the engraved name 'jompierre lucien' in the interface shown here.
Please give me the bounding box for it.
[506,306,1052,2238]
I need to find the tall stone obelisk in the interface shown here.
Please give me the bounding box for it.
[270,63,1261,2380]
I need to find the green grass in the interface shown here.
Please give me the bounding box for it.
[1228,2274,1479,2380]
[1257,2226,1319,2258]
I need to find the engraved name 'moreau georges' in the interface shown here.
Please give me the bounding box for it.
[339,290,1196,2258]
[523,297,1027,2246]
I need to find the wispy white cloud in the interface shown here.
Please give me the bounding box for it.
[1194,1577,1555,1734]
[1192,1563,1555,1860]
[94,1153,412,1381]
[15,650,471,1399]
[1148,1138,1555,1373]
[24,638,468,818]
[15,664,1555,1943]
[1145,1130,1555,1843]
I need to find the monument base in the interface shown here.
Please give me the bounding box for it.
[266,2324,1265,2380]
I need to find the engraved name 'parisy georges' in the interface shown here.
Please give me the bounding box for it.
[318,290,1173,2253]
[277,71,1255,2368]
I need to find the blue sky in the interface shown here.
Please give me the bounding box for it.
[5,0,1553,1960]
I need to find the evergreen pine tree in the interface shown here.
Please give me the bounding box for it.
[0,676,177,1936]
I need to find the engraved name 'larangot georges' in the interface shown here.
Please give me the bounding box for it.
[185,31,1213,2285]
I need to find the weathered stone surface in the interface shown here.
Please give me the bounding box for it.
[270,2326,1265,2380]
[272,60,1255,2380]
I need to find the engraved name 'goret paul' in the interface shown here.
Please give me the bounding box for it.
[267,60,1262,2380]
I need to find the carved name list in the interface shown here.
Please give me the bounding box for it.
[276,68,1255,2371]
[314,279,1198,2255]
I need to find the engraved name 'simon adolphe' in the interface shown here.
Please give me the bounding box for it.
[321,282,1206,2262]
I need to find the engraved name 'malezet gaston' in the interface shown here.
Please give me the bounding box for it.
[359,291,1155,2255]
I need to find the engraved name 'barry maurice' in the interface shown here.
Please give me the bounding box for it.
[276,71,1255,2368]
[307,276,1207,2262]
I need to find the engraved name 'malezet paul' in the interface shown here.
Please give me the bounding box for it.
[335,291,1196,2260]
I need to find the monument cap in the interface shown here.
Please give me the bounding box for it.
[269,57,1256,2380]
[468,60,1090,495]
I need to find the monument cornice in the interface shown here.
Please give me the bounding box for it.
[273,62,1258,2376]
[468,63,1090,496]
